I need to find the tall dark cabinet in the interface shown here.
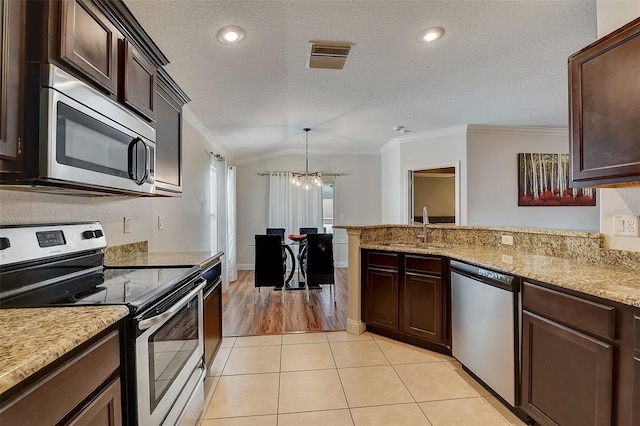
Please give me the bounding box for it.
[569,17,640,187]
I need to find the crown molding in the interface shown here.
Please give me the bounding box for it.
[380,125,469,154]
[182,108,235,163]
[466,124,568,136]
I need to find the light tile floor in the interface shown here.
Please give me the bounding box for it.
[200,332,526,426]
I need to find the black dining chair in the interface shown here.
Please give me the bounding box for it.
[254,234,287,304]
[303,233,335,297]
[297,227,318,276]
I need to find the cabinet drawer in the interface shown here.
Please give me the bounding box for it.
[405,255,442,275]
[0,330,120,426]
[367,251,398,269]
[523,282,615,340]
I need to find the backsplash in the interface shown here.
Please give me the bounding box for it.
[357,224,640,273]
[104,241,148,264]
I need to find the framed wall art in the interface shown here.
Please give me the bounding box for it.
[518,153,596,206]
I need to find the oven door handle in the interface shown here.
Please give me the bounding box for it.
[137,279,205,331]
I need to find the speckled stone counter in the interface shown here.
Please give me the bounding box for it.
[360,242,640,308]
[106,251,223,269]
[0,306,128,395]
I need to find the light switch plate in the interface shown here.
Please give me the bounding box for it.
[158,216,165,230]
[124,217,131,234]
[613,215,640,237]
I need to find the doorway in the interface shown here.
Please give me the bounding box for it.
[408,164,460,225]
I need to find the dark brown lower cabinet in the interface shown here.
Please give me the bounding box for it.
[0,327,122,426]
[204,281,222,369]
[362,250,449,352]
[365,267,399,330]
[404,272,442,342]
[522,311,613,426]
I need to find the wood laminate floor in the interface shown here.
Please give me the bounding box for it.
[222,269,348,337]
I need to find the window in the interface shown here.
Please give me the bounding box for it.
[322,182,334,234]
[210,165,217,251]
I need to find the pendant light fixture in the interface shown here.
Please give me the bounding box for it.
[290,128,323,190]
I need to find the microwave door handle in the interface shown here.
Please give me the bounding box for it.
[127,137,148,185]
[141,139,151,184]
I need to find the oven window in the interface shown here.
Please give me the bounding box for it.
[147,297,200,411]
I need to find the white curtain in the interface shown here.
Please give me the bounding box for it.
[268,172,323,235]
[226,165,237,282]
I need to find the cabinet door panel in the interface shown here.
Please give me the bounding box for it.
[154,84,181,192]
[404,272,442,342]
[365,268,399,330]
[204,285,222,369]
[60,0,117,94]
[120,40,155,120]
[522,311,613,426]
[569,18,640,187]
[633,356,640,426]
[0,0,23,165]
[67,377,122,426]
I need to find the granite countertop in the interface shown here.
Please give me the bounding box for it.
[361,243,640,308]
[107,251,224,270]
[0,306,129,395]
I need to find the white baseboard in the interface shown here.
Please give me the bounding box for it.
[237,263,254,270]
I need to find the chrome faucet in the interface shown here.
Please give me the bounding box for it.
[418,206,429,244]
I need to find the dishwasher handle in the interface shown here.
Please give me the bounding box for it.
[450,260,519,292]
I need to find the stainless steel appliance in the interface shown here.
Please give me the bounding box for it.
[0,222,205,425]
[1,64,156,195]
[450,260,520,407]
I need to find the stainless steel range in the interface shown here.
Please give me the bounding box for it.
[0,222,206,425]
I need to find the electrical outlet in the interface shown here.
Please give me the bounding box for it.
[158,216,165,230]
[124,217,131,234]
[470,213,479,222]
[613,215,640,237]
[501,235,514,245]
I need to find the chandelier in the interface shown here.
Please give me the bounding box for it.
[290,128,323,190]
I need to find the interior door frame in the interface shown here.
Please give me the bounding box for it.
[404,161,461,225]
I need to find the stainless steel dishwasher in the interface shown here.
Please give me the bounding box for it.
[450,260,520,407]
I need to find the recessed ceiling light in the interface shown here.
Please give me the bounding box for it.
[217,25,245,44]
[417,26,444,43]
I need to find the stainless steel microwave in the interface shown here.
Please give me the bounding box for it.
[1,64,156,196]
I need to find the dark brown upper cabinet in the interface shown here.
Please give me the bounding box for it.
[154,69,189,195]
[569,17,640,188]
[119,39,155,121]
[59,0,118,95]
[0,0,24,172]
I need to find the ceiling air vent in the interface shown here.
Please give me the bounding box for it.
[308,41,354,70]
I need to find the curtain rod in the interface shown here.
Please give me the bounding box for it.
[255,172,348,177]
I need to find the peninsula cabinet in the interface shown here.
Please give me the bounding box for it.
[522,280,639,426]
[569,16,640,188]
[0,328,122,426]
[0,0,24,172]
[362,249,450,353]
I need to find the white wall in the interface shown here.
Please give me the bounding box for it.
[0,118,213,252]
[466,126,599,230]
[235,153,381,268]
[414,176,455,217]
[381,127,468,224]
[596,0,640,250]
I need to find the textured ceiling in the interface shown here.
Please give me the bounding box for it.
[125,0,597,164]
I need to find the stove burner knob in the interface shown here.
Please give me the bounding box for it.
[94,229,104,238]
[0,237,10,250]
[82,230,96,239]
